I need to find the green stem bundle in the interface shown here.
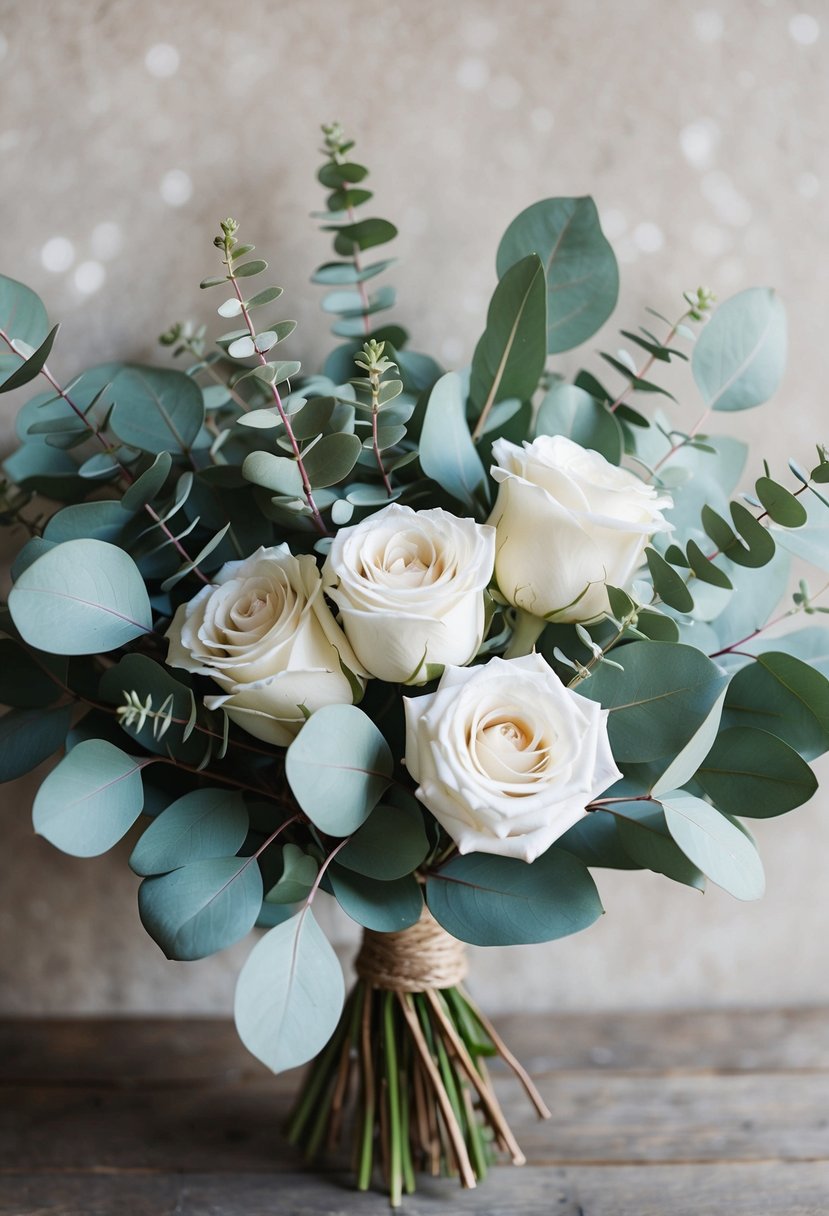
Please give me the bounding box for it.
[286,977,550,1207]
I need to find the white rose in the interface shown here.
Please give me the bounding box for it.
[165,545,364,746]
[404,653,621,862]
[489,434,672,623]
[322,503,496,684]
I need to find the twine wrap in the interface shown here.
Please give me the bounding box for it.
[355,906,468,992]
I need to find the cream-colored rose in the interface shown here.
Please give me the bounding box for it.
[322,503,496,684]
[404,653,621,862]
[489,434,672,623]
[165,545,364,746]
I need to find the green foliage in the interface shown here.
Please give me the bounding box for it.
[468,254,547,436]
[692,288,787,412]
[234,908,345,1073]
[426,849,603,946]
[285,705,393,835]
[265,843,319,905]
[419,372,488,514]
[613,803,706,890]
[0,275,49,389]
[329,866,423,931]
[658,789,765,901]
[109,366,205,455]
[722,652,829,760]
[9,539,153,655]
[336,795,429,880]
[129,788,249,876]
[579,641,729,763]
[33,739,146,856]
[139,856,263,960]
[495,197,619,353]
[696,727,818,817]
[534,383,623,464]
[557,810,640,870]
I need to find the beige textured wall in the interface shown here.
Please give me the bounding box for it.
[1,0,828,1014]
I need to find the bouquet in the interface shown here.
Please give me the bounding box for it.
[2,123,828,1205]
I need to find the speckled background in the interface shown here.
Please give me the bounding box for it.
[1,0,827,1014]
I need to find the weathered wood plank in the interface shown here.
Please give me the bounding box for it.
[2,1071,828,1172]
[3,1008,828,1086]
[2,1163,829,1216]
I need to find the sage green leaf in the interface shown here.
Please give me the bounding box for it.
[285,705,393,835]
[613,803,706,890]
[43,501,127,544]
[534,383,623,464]
[9,539,153,655]
[2,444,81,500]
[708,547,790,650]
[33,739,145,857]
[659,789,765,901]
[745,625,829,679]
[557,810,640,870]
[496,197,619,354]
[755,477,807,527]
[469,254,547,422]
[696,726,818,817]
[0,275,49,387]
[331,218,397,255]
[265,843,318,905]
[420,371,488,513]
[579,641,729,763]
[139,856,263,960]
[120,452,172,512]
[723,652,829,760]
[98,654,208,766]
[336,796,429,880]
[0,704,72,783]
[234,259,268,277]
[426,848,603,946]
[110,366,205,454]
[329,866,423,931]
[0,324,59,394]
[234,908,344,1073]
[692,287,786,412]
[129,788,249,876]
[242,450,304,498]
[301,432,362,488]
[684,540,732,589]
[651,688,727,796]
[645,547,694,613]
[312,259,394,286]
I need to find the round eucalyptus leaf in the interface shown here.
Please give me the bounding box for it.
[329,865,423,931]
[286,705,393,835]
[496,197,619,354]
[129,787,249,876]
[692,288,786,412]
[426,848,603,946]
[696,726,818,817]
[33,739,146,857]
[659,789,765,901]
[234,908,344,1074]
[0,275,48,388]
[109,366,205,454]
[43,501,127,544]
[301,432,362,488]
[579,641,729,763]
[534,383,623,464]
[138,856,262,960]
[722,652,829,760]
[336,797,429,880]
[265,843,319,905]
[557,810,640,871]
[420,372,488,513]
[9,539,153,655]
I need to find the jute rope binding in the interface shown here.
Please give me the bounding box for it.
[355,905,468,992]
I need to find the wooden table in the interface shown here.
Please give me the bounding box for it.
[1,1010,828,1214]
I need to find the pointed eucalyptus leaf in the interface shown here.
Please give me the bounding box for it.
[426,848,603,946]
[696,726,818,817]
[496,197,619,354]
[722,652,829,760]
[120,452,173,512]
[755,476,808,527]
[651,688,727,796]
[420,371,488,513]
[33,739,146,856]
[645,547,695,613]
[659,789,765,901]
[744,625,829,679]
[129,787,249,876]
[0,324,59,394]
[613,803,706,890]
[139,856,263,960]
[469,254,546,422]
[285,704,393,835]
[9,539,153,655]
[692,287,786,412]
